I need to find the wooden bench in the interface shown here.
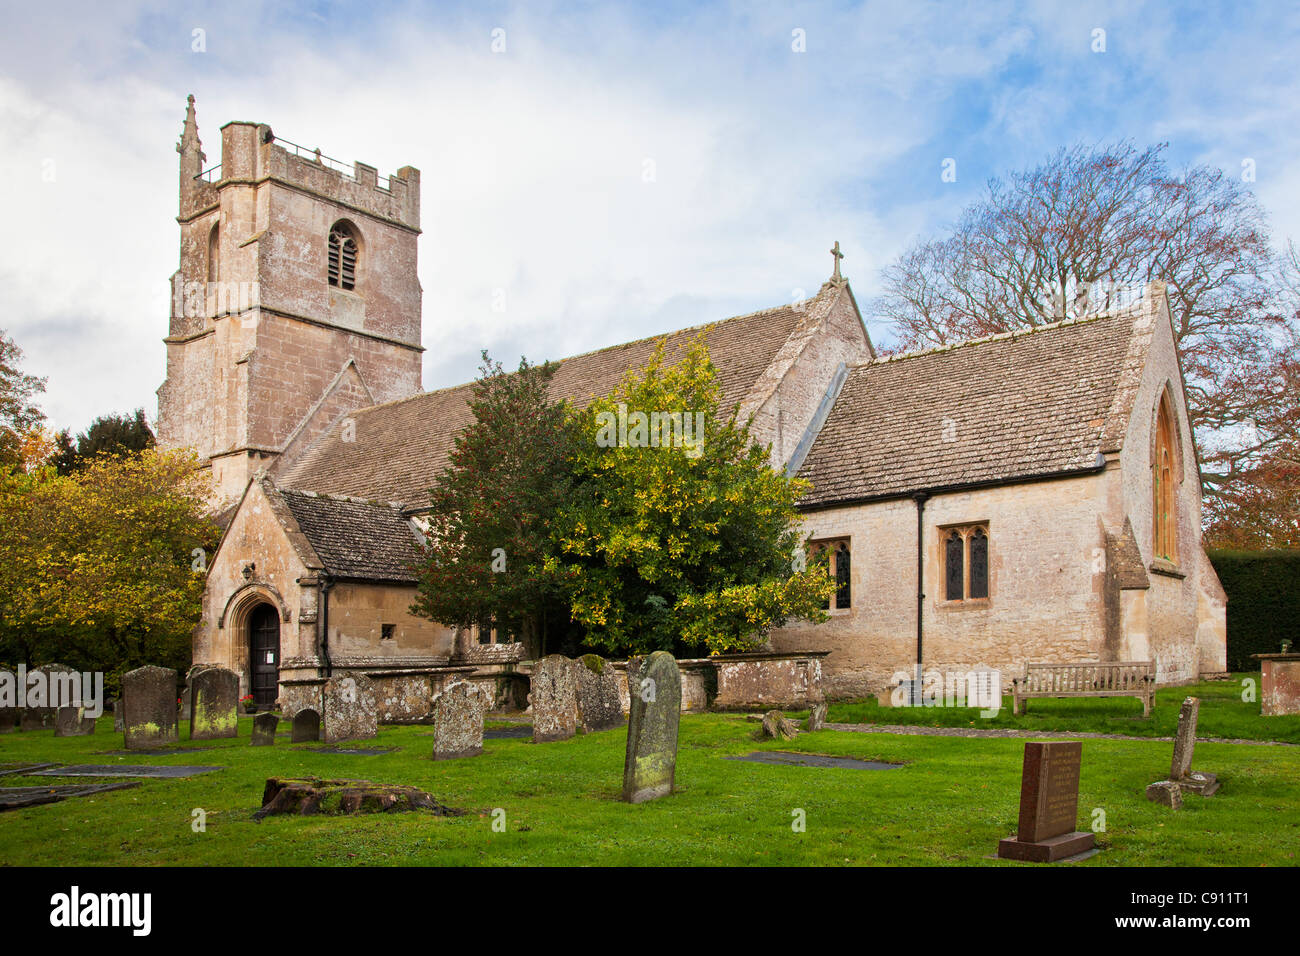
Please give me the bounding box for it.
[1012,661,1155,716]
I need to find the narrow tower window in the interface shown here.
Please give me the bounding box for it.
[207,222,220,283]
[328,222,359,290]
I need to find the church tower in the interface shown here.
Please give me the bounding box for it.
[157,95,423,502]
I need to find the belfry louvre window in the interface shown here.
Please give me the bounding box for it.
[1153,396,1177,562]
[328,225,358,290]
[942,524,989,602]
[811,539,851,610]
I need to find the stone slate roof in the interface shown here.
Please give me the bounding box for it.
[796,308,1145,508]
[280,284,843,505]
[278,489,422,583]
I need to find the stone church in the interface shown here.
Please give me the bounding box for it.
[158,99,1226,712]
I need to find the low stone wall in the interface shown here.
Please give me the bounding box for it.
[611,658,715,714]
[281,664,478,723]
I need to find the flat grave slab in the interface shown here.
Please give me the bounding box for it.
[0,782,139,811]
[726,751,903,771]
[26,764,223,779]
[0,762,62,776]
[291,746,397,756]
[95,748,210,756]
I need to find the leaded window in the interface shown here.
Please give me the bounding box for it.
[942,524,990,603]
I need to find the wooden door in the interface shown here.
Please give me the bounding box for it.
[248,604,281,711]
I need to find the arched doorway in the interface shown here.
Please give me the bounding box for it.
[248,603,281,710]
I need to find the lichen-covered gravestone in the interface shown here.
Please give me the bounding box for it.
[575,655,623,733]
[190,666,239,740]
[54,706,96,737]
[321,673,378,743]
[122,665,179,750]
[622,652,681,803]
[252,712,279,746]
[292,709,321,743]
[430,681,485,759]
[20,664,76,731]
[1146,696,1219,805]
[806,701,828,732]
[531,655,578,743]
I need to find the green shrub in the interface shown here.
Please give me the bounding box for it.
[1207,549,1300,670]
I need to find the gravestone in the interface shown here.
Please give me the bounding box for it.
[996,741,1095,862]
[575,655,622,733]
[54,706,96,737]
[179,686,193,722]
[321,673,378,743]
[112,699,125,733]
[1146,696,1219,804]
[20,665,77,731]
[430,681,485,759]
[121,665,179,750]
[806,701,828,732]
[190,667,239,740]
[252,712,279,746]
[292,709,321,743]
[531,655,578,743]
[622,652,681,803]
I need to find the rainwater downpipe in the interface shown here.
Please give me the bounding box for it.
[913,491,929,706]
[319,573,334,678]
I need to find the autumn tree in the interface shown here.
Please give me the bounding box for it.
[545,338,833,656]
[0,329,47,471]
[0,448,218,686]
[410,354,581,655]
[876,142,1299,535]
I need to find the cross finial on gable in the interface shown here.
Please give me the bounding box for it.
[830,241,845,283]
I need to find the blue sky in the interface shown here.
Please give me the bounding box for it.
[2,0,1298,433]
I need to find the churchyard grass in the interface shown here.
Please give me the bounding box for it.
[0,710,1296,866]
[824,673,1300,744]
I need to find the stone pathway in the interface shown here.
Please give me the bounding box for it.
[826,722,1299,747]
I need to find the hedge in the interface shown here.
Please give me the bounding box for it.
[1207,549,1300,671]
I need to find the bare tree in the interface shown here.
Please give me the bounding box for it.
[877,142,1299,534]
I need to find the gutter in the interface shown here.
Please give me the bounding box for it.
[797,454,1108,515]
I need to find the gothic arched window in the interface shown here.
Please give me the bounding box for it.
[942,524,990,603]
[328,221,359,290]
[1153,395,1178,562]
[810,538,851,611]
[835,541,851,609]
[944,531,964,602]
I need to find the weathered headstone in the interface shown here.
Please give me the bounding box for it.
[622,652,681,803]
[806,701,828,732]
[531,655,578,743]
[190,666,239,740]
[321,673,378,743]
[252,712,279,746]
[179,686,193,722]
[575,655,622,733]
[1146,696,1219,804]
[122,665,179,750]
[292,709,321,743]
[996,741,1095,862]
[430,681,485,759]
[20,665,77,731]
[112,699,125,733]
[54,706,96,737]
